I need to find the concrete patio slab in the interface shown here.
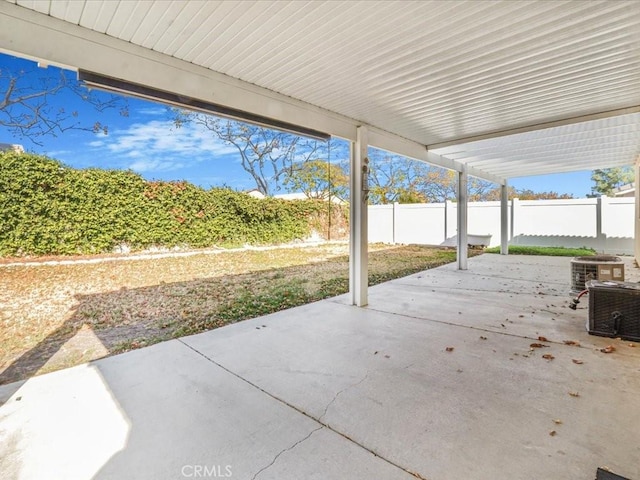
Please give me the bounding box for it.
[1,254,639,480]
[0,340,414,480]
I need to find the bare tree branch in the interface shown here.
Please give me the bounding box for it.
[0,65,126,146]
[176,111,321,196]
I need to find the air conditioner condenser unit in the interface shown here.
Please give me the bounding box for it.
[586,280,640,342]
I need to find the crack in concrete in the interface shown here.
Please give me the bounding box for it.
[361,306,615,355]
[251,426,323,480]
[319,373,369,423]
[178,340,425,479]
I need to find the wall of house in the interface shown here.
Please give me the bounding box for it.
[369,196,635,255]
[635,161,640,264]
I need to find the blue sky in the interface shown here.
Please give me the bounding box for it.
[0,53,596,197]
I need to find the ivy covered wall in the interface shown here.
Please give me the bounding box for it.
[0,152,347,256]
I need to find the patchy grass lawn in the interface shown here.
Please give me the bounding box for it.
[0,243,460,385]
[485,245,596,256]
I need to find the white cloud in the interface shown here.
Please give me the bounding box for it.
[104,120,238,158]
[129,158,185,173]
[137,107,168,116]
[86,119,240,176]
[44,149,72,157]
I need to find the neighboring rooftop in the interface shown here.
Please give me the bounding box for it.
[0,143,24,153]
[611,182,636,198]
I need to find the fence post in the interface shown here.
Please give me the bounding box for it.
[444,200,448,242]
[510,198,519,242]
[445,200,454,242]
[597,195,608,253]
[393,201,399,244]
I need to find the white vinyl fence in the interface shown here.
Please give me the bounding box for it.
[368,196,635,255]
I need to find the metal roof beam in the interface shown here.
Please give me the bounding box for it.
[428,105,640,151]
[494,159,636,178]
[466,145,639,167]
[440,129,640,159]
[368,128,505,184]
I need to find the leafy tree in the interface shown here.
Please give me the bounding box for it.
[482,186,573,201]
[175,112,321,196]
[367,151,494,204]
[515,189,573,200]
[590,167,634,196]
[413,165,494,202]
[0,62,125,145]
[284,158,349,201]
[368,153,425,204]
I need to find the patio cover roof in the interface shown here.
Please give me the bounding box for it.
[1,0,640,183]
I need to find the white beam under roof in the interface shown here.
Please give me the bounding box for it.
[428,105,640,151]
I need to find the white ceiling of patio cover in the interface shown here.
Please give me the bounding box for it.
[4,0,640,179]
[431,112,640,178]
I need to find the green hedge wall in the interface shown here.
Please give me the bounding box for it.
[0,152,345,256]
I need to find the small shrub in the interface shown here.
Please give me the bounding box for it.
[484,245,596,256]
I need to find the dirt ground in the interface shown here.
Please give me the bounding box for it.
[0,243,462,385]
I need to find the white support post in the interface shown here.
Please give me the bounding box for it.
[457,165,468,270]
[349,126,369,306]
[500,182,509,255]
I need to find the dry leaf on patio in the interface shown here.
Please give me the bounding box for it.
[542,354,555,360]
[553,419,562,425]
[538,336,549,342]
[530,343,548,348]
[569,391,580,397]
[480,336,487,340]
[445,347,455,352]
[549,430,557,436]
[600,345,616,354]
[572,359,584,365]
[563,340,580,346]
